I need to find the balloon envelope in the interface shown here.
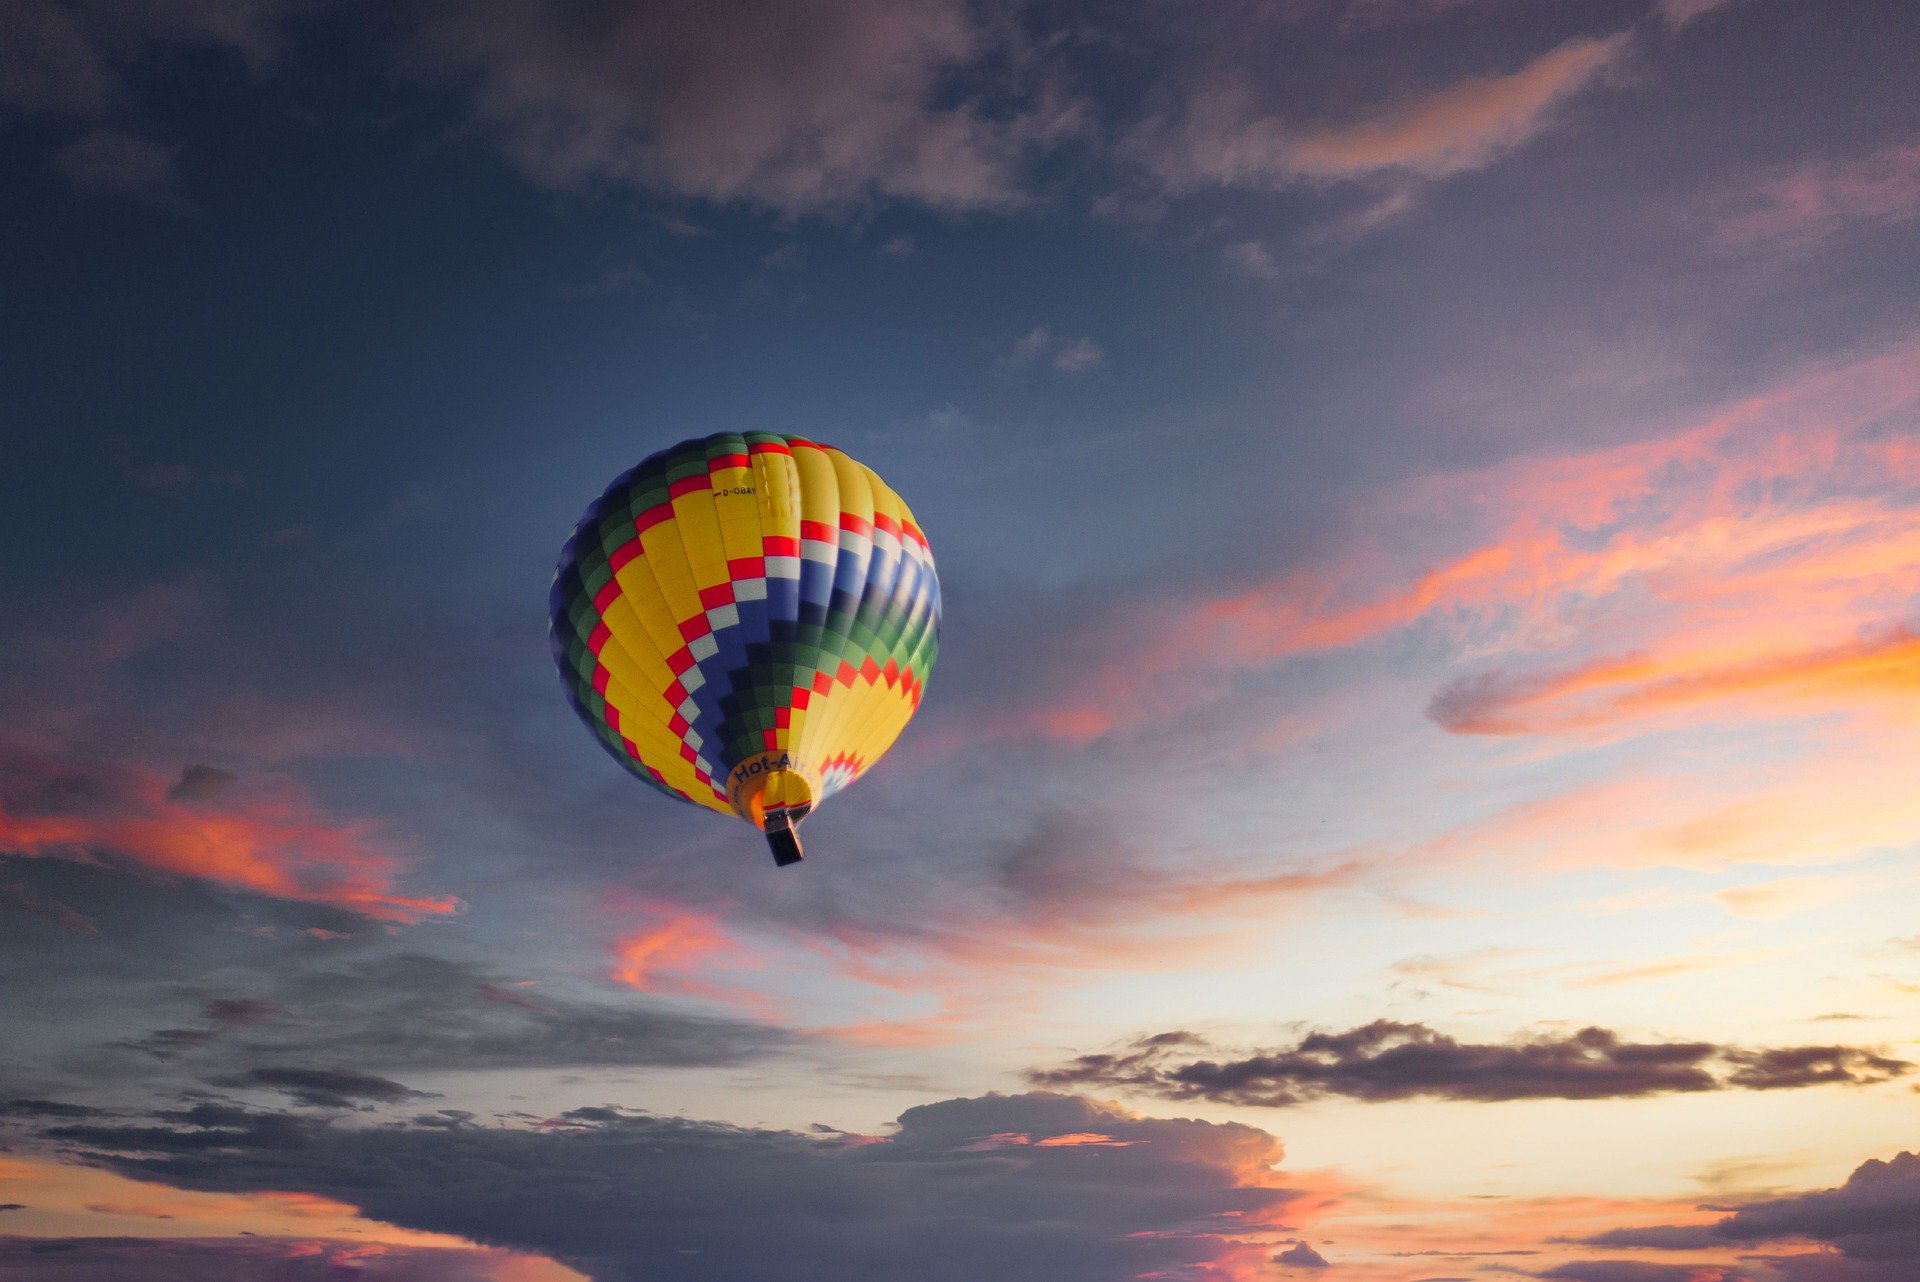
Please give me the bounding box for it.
[550,433,939,863]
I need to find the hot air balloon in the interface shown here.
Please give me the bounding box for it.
[550,432,939,866]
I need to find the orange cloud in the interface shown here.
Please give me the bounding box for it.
[0,753,457,922]
[600,340,1920,1035]
[1431,627,1920,736]
[1244,1181,1755,1282]
[599,847,1365,1047]
[606,900,787,1021]
[1399,727,1920,874]
[609,904,731,989]
[990,335,1920,747]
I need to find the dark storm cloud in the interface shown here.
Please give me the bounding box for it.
[234,953,788,1073]
[219,1067,433,1110]
[0,1235,529,1281]
[1566,1151,1920,1282]
[164,763,238,803]
[1027,1021,1911,1105]
[0,1100,106,1121]
[1275,1239,1330,1267]
[1579,1224,1725,1250]
[0,880,98,937]
[87,952,788,1087]
[39,1091,1302,1282]
[1716,1151,1920,1262]
[1540,1264,1757,1282]
[0,858,786,1118]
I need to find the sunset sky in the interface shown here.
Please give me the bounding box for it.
[3,1,1918,1279]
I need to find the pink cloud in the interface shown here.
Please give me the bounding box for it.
[1702,138,1920,254]
[598,837,1365,1046]
[607,899,787,1021]
[987,336,1920,748]
[600,338,1920,1033]
[1133,31,1628,191]
[409,0,1081,215]
[0,751,457,922]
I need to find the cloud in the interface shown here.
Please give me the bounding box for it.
[0,0,116,113]
[1223,239,1283,280]
[39,1092,1310,1282]
[606,902,784,1021]
[1564,1152,1920,1282]
[1429,627,1920,737]
[1132,31,1628,192]
[153,953,790,1076]
[1715,1151,1920,1261]
[165,765,238,803]
[1656,0,1743,28]
[0,1099,107,1120]
[0,0,284,116]
[1028,1022,1910,1105]
[222,1067,434,1111]
[0,749,457,922]
[0,1236,575,1281]
[1541,1264,1756,1282]
[1711,873,1870,921]
[718,813,1367,1046]
[406,0,1081,216]
[981,334,1920,750]
[0,878,99,936]
[1274,1239,1330,1268]
[1579,1223,1726,1250]
[878,234,915,258]
[1699,138,1920,255]
[56,129,185,202]
[998,327,1105,374]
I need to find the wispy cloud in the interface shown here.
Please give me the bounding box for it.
[998,326,1105,374]
[592,813,1366,1046]
[407,0,1083,216]
[1131,31,1629,192]
[974,335,1920,748]
[57,129,187,204]
[1656,0,1744,29]
[1568,1150,1920,1282]
[0,0,284,117]
[0,750,457,922]
[1699,138,1920,256]
[1223,239,1283,280]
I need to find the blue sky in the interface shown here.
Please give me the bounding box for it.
[3,2,1919,1279]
